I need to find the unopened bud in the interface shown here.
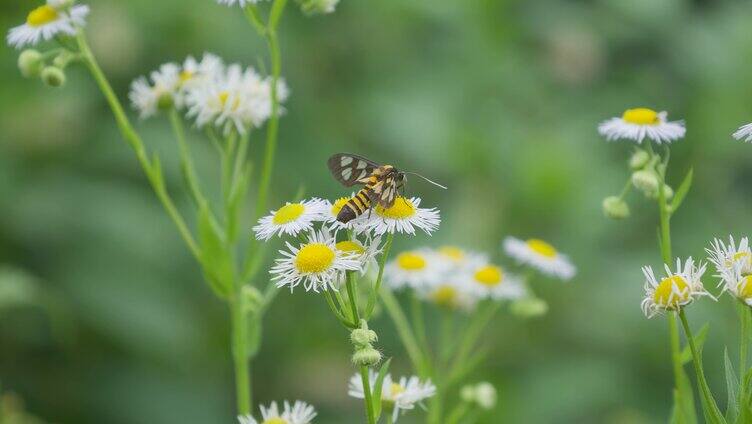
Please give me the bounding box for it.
[40,66,66,87]
[18,49,43,78]
[510,298,548,318]
[352,346,381,366]
[661,184,674,200]
[602,196,630,220]
[629,150,650,170]
[350,328,378,347]
[157,92,174,111]
[474,382,497,410]
[631,170,659,197]
[240,286,263,314]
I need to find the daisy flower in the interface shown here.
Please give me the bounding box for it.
[365,196,440,236]
[384,249,447,290]
[420,279,478,312]
[640,257,711,318]
[503,237,576,281]
[707,236,752,304]
[733,122,752,143]
[238,400,316,424]
[7,0,89,49]
[129,63,180,119]
[270,228,361,292]
[253,198,328,241]
[348,371,436,423]
[323,196,373,233]
[334,234,382,275]
[463,264,527,301]
[598,108,686,144]
[435,246,488,271]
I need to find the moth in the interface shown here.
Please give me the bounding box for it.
[327,153,446,223]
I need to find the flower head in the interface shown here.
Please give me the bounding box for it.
[238,400,316,424]
[733,123,752,143]
[420,279,478,312]
[641,257,711,318]
[270,228,361,292]
[365,197,440,236]
[334,234,382,275]
[129,63,180,119]
[384,249,448,290]
[7,1,89,49]
[348,371,436,423]
[707,236,752,304]
[323,196,373,234]
[598,108,685,144]
[253,198,328,241]
[463,264,527,300]
[503,237,576,280]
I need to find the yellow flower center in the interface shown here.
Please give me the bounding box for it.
[622,108,660,125]
[390,383,405,398]
[653,275,690,308]
[397,252,426,271]
[439,246,464,261]
[27,5,59,27]
[376,197,415,220]
[432,285,458,307]
[272,203,305,225]
[737,276,752,300]
[179,70,194,83]
[526,239,557,258]
[262,419,287,424]
[336,240,365,255]
[295,243,336,274]
[474,265,503,287]
[331,197,349,216]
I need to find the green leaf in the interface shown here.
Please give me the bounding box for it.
[372,358,392,421]
[198,203,233,298]
[671,168,693,212]
[227,163,252,242]
[725,348,739,422]
[676,367,699,424]
[681,323,710,364]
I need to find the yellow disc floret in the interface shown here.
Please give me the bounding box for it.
[262,418,288,424]
[336,240,365,255]
[432,285,458,308]
[389,383,405,398]
[27,5,59,27]
[376,197,415,219]
[273,203,305,225]
[653,275,690,308]
[295,243,335,273]
[439,246,465,261]
[737,276,752,300]
[526,239,557,258]
[622,108,660,125]
[331,197,350,216]
[474,265,503,287]
[397,252,426,270]
[179,70,194,83]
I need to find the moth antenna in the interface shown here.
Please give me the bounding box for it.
[404,172,447,190]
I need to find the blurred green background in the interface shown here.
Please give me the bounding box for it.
[2,0,752,422]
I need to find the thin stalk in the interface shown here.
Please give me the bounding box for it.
[679,310,725,423]
[380,288,427,376]
[169,109,205,207]
[411,293,431,370]
[365,233,394,319]
[345,272,375,424]
[345,271,360,322]
[445,401,471,424]
[323,290,356,328]
[740,303,749,404]
[231,297,251,414]
[75,30,200,261]
[449,302,500,378]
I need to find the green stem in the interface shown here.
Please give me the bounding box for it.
[231,297,251,414]
[411,293,431,369]
[75,31,201,261]
[740,303,749,404]
[169,109,205,207]
[323,290,356,328]
[679,310,725,423]
[449,302,500,378]
[439,308,455,365]
[445,401,471,424]
[359,365,377,424]
[346,272,360,322]
[380,288,428,376]
[365,233,394,319]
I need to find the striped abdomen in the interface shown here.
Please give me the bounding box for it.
[337,188,372,223]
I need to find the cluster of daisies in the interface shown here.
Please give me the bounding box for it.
[238,400,316,424]
[349,370,437,423]
[640,236,752,318]
[252,196,440,292]
[383,237,576,312]
[129,53,289,135]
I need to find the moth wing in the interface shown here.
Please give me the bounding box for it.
[378,175,398,209]
[327,153,379,187]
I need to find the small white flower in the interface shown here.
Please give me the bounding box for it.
[460,382,497,410]
[384,249,448,290]
[128,63,180,119]
[348,371,436,423]
[598,108,686,144]
[707,236,752,304]
[218,0,266,7]
[733,122,752,143]
[365,196,440,236]
[253,198,328,241]
[419,279,478,312]
[270,228,361,292]
[334,235,382,276]
[503,237,576,280]
[7,1,89,49]
[238,400,316,424]
[434,246,488,271]
[463,264,527,301]
[641,257,712,318]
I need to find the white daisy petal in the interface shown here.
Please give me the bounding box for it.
[706,235,752,305]
[7,2,89,49]
[349,371,436,423]
[598,108,685,144]
[503,237,576,281]
[253,198,328,241]
[365,197,440,236]
[733,123,752,143]
[640,257,713,318]
[238,400,316,424]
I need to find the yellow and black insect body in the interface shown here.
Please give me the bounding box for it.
[327,153,445,223]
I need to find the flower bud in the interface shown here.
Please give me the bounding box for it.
[18,50,43,78]
[631,169,659,197]
[350,328,378,347]
[240,286,263,315]
[510,298,548,318]
[474,382,497,410]
[40,66,66,87]
[460,385,475,402]
[602,196,630,220]
[157,92,174,111]
[661,184,674,200]
[352,346,382,366]
[299,0,340,14]
[629,150,650,170]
